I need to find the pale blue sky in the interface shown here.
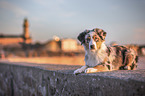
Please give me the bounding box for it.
[0,0,145,44]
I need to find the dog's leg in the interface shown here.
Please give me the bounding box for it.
[123,48,138,70]
[130,56,138,70]
[74,66,88,75]
[85,64,110,73]
[124,54,134,70]
[85,68,98,73]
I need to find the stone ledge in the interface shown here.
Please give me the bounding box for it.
[0,61,145,96]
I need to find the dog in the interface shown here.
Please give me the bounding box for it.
[74,28,138,74]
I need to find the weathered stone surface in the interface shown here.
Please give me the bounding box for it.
[0,61,145,96]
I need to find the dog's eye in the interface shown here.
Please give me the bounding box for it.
[93,35,98,41]
[95,38,98,41]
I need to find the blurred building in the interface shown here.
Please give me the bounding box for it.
[44,38,84,53]
[44,40,61,52]
[0,18,32,45]
[61,39,78,52]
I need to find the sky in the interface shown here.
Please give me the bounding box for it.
[0,0,145,45]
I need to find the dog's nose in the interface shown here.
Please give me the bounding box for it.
[90,45,95,49]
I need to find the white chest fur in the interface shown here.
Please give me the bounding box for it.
[84,43,108,67]
[85,51,107,67]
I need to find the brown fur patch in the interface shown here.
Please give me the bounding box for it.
[93,64,110,72]
[96,41,103,49]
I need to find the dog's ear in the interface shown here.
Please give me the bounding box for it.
[94,28,107,40]
[100,30,107,40]
[77,30,88,45]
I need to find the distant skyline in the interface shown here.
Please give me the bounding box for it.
[0,0,145,44]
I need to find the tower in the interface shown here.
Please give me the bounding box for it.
[23,18,32,44]
[23,18,29,39]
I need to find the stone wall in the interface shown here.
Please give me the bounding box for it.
[0,62,145,96]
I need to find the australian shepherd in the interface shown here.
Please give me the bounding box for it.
[74,28,138,74]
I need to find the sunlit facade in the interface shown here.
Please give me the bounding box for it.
[0,18,32,45]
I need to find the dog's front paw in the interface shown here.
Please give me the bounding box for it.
[74,69,83,75]
[85,68,98,73]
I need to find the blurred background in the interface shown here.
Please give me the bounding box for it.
[0,0,145,65]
